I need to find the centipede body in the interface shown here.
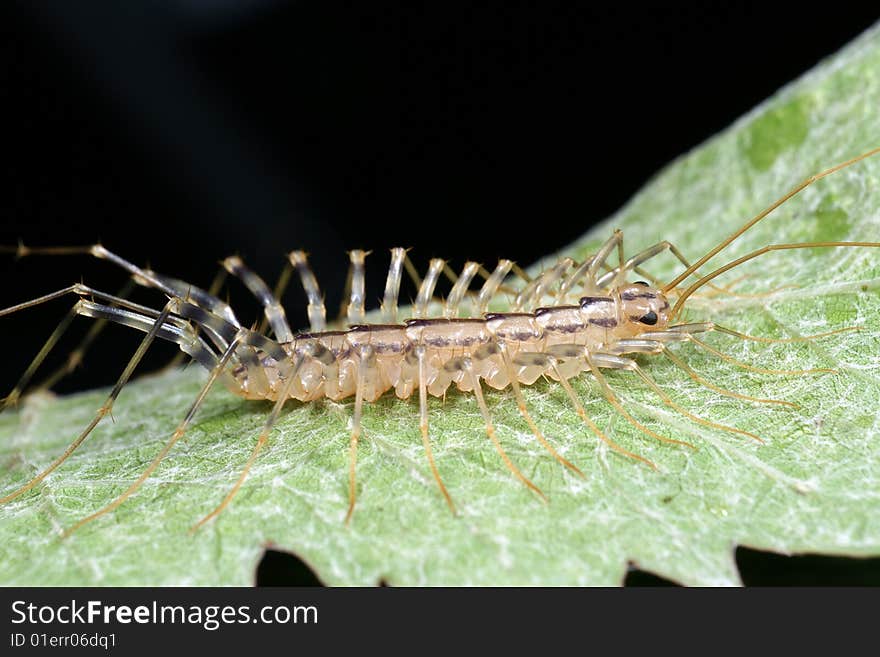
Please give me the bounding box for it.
[1,147,880,532]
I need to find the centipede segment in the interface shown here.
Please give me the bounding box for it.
[1,147,879,532]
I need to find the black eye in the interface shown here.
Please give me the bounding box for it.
[634,280,649,286]
[639,311,658,325]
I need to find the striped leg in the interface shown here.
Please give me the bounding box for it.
[1,299,186,505]
[223,255,293,342]
[63,329,246,536]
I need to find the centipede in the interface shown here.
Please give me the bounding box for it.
[1,146,879,536]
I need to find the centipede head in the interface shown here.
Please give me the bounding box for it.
[615,281,671,332]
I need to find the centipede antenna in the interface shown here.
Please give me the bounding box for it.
[63,331,246,537]
[595,240,752,297]
[670,242,880,319]
[663,146,880,294]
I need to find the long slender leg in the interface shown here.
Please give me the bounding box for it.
[540,355,657,469]
[660,346,797,407]
[415,346,456,513]
[459,357,546,501]
[3,244,249,355]
[288,250,327,332]
[591,352,764,444]
[145,268,239,328]
[559,229,622,298]
[2,306,78,410]
[594,240,738,295]
[380,248,407,323]
[192,350,309,531]
[0,300,181,505]
[164,266,228,369]
[345,250,368,326]
[413,258,446,318]
[5,243,243,327]
[28,279,138,395]
[1,284,205,409]
[603,336,798,407]
[658,322,842,375]
[513,257,575,311]
[62,330,246,536]
[402,251,423,290]
[223,256,293,342]
[543,345,695,452]
[345,345,374,524]
[444,262,481,318]
[496,343,583,477]
[475,260,514,314]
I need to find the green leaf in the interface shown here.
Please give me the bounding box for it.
[2,24,880,587]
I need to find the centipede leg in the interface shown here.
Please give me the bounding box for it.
[595,240,742,296]
[63,331,246,536]
[223,255,293,342]
[513,257,575,311]
[2,305,79,411]
[0,299,180,505]
[345,249,368,326]
[162,267,228,370]
[664,322,842,375]
[416,346,456,513]
[443,262,481,318]
[380,248,407,323]
[345,345,374,524]
[413,258,447,318]
[545,356,657,470]
[24,279,140,396]
[559,229,623,298]
[288,250,327,332]
[579,350,696,451]
[591,352,764,444]
[497,344,583,477]
[461,358,546,502]
[192,352,308,531]
[606,335,797,407]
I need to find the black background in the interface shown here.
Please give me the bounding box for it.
[2,2,879,586]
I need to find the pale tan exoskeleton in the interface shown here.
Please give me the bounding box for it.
[1,147,880,534]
